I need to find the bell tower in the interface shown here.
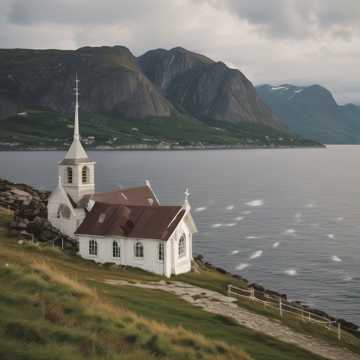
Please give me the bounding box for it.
[58,74,96,203]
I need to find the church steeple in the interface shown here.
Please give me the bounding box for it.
[64,74,88,160]
[74,73,80,141]
[58,74,96,203]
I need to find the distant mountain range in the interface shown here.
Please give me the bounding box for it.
[0,46,318,149]
[256,84,360,144]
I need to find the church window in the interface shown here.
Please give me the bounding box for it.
[67,167,73,184]
[158,243,164,261]
[113,241,121,258]
[98,213,106,223]
[134,241,144,258]
[82,166,89,184]
[178,235,186,258]
[89,239,98,256]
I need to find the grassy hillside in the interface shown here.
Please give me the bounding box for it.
[0,109,321,149]
[1,207,357,360]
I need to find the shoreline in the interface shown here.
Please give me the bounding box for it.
[0,144,326,152]
[193,255,359,333]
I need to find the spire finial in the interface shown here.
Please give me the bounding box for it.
[183,187,191,210]
[184,188,190,201]
[74,73,80,141]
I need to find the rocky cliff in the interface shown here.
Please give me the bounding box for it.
[138,47,285,129]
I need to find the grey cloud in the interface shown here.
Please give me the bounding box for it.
[215,0,360,39]
[8,0,154,25]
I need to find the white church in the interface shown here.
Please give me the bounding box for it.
[47,76,197,277]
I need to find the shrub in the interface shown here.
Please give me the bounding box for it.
[44,302,65,325]
[5,321,45,344]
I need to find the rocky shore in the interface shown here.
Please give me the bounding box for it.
[0,177,76,250]
[0,176,357,336]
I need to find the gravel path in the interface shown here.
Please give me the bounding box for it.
[105,279,360,360]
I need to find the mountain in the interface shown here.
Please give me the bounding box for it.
[0,46,172,119]
[256,84,360,144]
[0,46,319,148]
[138,47,284,129]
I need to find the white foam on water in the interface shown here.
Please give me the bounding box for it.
[249,250,263,260]
[224,223,237,227]
[241,210,252,215]
[234,216,244,221]
[332,255,342,262]
[195,206,207,212]
[231,250,239,255]
[284,229,296,235]
[226,205,235,211]
[285,269,297,276]
[246,199,264,207]
[236,263,250,271]
[344,276,353,282]
[272,241,280,248]
[327,234,335,240]
[246,236,259,239]
[211,223,223,228]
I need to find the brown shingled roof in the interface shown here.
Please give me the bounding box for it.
[77,185,159,208]
[75,202,185,241]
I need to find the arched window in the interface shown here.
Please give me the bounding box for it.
[178,235,186,258]
[134,241,144,258]
[67,167,73,184]
[82,166,89,184]
[158,242,164,261]
[113,241,121,258]
[89,239,98,256]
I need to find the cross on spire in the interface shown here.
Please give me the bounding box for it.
[184,188,190,201]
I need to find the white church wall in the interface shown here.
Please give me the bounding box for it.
[47,188,87,238]
[77,235,170,277]
[171,220,192,275]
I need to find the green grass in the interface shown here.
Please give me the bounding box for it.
[0,208,357,360]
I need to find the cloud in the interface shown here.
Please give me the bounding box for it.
[214,0,360,39]
[1,0,360,103]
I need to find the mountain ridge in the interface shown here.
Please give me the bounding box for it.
[256,83,360,144]
[0,45,320,148]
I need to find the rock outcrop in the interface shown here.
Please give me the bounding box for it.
[0,178,75,250]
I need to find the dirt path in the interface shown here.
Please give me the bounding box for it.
[104,279,359,360]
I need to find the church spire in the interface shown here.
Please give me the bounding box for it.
[74,73,80,141]
[63,74,88,160]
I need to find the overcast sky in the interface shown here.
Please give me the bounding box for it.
[1,0,360,104]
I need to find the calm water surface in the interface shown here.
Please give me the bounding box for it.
[1,146,359,324]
